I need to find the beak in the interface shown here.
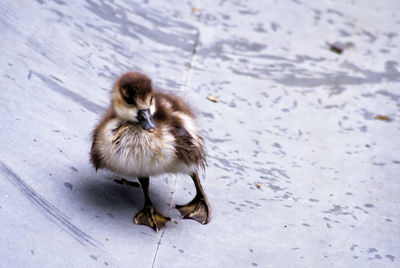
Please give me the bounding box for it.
[137,109,156,132]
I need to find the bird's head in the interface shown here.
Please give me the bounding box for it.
[113,72,157,132]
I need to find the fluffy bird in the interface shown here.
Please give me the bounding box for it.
[90,72,211,231]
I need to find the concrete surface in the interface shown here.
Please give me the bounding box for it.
[1,0,399,267]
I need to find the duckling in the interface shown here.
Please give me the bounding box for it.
[90,72,211,231]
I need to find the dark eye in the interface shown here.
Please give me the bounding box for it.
[120,84,137,106]
[124,96,136,106]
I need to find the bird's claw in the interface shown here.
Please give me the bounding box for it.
[134,205,171,231]
[176,195,211,224]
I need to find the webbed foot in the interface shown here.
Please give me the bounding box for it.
[134,205,171,231]
[176,195,211,224]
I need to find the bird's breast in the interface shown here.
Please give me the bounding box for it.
[99,119,177,176]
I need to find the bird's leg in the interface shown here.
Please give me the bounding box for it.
[175,172,212,224]
[134,177,171,231]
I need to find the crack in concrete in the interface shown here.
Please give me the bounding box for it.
[152,3,202,266]
[180,4,201,91]
[151,177,178,268]
[181,29,200,88]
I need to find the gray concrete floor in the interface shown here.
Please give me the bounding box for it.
[1,0,399,267]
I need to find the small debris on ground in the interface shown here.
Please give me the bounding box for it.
[207,95,219,103]
[375,115,391,121]
[191,7,199,13]
[365,144,370,148]
[329,44,343,54]
[254,182,262,189]
[64,182,73,190]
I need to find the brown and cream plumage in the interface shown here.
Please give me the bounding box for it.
[90,72,211,231]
